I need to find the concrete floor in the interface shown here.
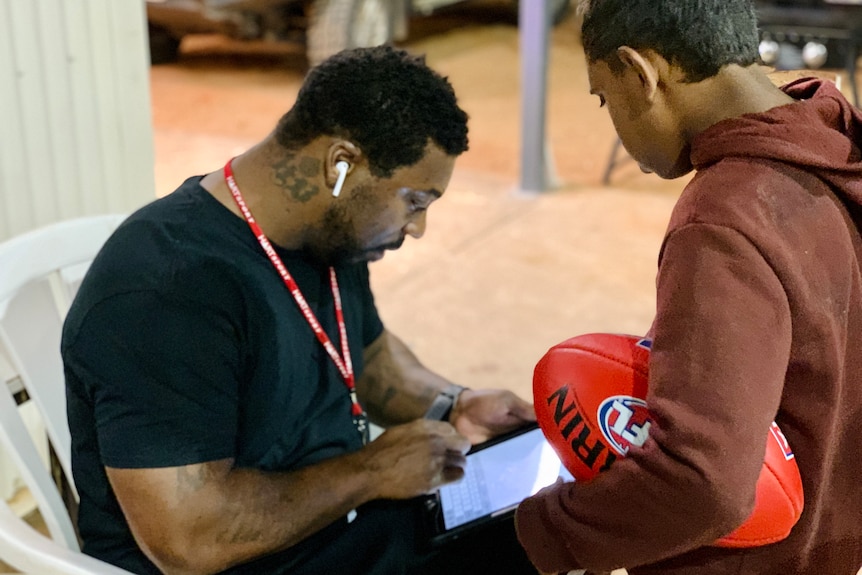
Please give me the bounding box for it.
[149,6,688,406]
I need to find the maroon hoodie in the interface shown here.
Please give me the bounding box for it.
[515,79,862,574]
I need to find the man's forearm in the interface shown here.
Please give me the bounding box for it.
[358,330,460,426]
[108,417,470,575]
[109,451,378,575]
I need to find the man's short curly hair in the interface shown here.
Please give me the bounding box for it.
[275,45,469,177]
[580,0,759,82]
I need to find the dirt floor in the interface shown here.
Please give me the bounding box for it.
[147,4,693,405]
[147,4,859,401]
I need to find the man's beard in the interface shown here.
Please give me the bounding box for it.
[309,202,403,265]
[321,235,405,265]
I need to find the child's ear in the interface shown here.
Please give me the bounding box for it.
[617,46,660,103]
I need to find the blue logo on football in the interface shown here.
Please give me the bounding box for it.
[597,395,652,455]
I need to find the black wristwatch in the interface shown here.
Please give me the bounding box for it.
[423,384,468,421]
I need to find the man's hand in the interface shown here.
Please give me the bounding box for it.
[362,419,471,499]
[106,420,470,575]
[449,388,536,444]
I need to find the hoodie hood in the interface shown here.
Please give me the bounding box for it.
[691,78,862,215]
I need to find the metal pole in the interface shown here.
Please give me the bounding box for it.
[519,0,556,194]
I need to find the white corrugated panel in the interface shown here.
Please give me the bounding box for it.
[0,0,155,502]
[0,0,155,242]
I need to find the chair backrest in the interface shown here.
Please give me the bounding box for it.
[0,215,126,491]
[0,215,130,573]
[0,501,132,574]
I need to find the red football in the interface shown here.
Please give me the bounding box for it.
[533,333,804,548]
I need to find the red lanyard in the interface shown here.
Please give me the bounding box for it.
[223,159,367,440]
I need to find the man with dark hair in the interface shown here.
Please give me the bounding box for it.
[274,47,471,178]
[62,46,537,575]
[515,1,862,574]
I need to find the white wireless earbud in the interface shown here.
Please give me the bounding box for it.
[332,161,349,198]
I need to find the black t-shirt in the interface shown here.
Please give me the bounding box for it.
[62,177,418,574]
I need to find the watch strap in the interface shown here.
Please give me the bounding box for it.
[424,384,467,421]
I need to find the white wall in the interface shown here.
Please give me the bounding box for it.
[0,0,155,242]
[0,0,156,499]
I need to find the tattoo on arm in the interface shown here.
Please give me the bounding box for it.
[271,155,321,202]
[214,522,265,545]
[361,365,398,414]
[361,339,398,416]
[175,465,267,545]
[176,465,211,495]
[377,385,398,412]
[363,340,385,364]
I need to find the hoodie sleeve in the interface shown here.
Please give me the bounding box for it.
[515,222,792,573]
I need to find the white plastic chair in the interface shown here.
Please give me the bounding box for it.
[0,215,133,574]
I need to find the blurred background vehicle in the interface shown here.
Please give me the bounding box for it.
[146,0,572,67]
[753,0,862,105]
[755,0,862,70]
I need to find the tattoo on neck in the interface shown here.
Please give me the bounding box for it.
[271,155,321,203]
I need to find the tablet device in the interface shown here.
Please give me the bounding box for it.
[426,423,574,547]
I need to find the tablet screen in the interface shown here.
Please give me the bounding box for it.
[437,426,574,531]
